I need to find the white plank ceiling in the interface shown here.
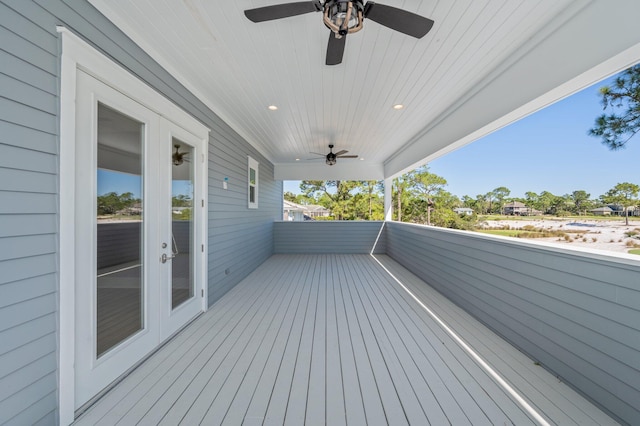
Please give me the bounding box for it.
[90,0,640,180]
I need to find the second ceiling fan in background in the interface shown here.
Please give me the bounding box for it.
[244,0,434,65]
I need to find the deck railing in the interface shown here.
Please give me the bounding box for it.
[97,221,191,270]
[274,221,386,254]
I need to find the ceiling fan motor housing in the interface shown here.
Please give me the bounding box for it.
[324,0,364,36]
[325,143,337,165]
[326,152,337,165]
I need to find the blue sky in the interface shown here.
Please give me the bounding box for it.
[98,169,141,197]
[285,72,639,200]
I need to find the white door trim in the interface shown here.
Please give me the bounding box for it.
[159,118,208,338]
[58,27,208,425]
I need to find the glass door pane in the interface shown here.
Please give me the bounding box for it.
[96,103,144,357]
[171,138,194,309]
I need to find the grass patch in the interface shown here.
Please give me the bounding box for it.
[480,230,525,237]
[628,249,640,255]
[478,227,565,239]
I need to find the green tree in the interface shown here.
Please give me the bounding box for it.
[589,65,640,150]
[430,191,462,226]
[300,180,363,220]
[485,190,496,214]
[359,180,383,220]
[172,194,191,207]
[283,191,297,202]
[600,182,640,225]
[97,191,137,215]
[393,173,413,222]
[570,190,591,215]
[409,166,447,225]
[461,195,482,215]
[294,193,315,205]
[475,194,487,215]
[551,194,573,216]
[524,191,539,214]
[492,186,511,214]
[461,195,474,208]
[538,191,555,215]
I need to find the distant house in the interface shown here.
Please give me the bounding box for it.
[503,201,534,215]
[283,201,331,221]
[607,204,639,217]
[590,206,613,216]
[607,204,625,216]
[305,204,331,218]
[453,207,474,216]
[283,200,307,221]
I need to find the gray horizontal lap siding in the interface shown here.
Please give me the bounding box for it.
[0,0,281,423]
[274,221,387,254]
[385,221,640,425]
[208,144,280,304]
[0,0,59,420]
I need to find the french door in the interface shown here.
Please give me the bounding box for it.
[74,70,206,409]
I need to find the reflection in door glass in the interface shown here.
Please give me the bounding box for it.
[171,138,194,309]
[171,139,194,309]
[96,103,144,357]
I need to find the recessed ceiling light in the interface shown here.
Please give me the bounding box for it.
[393,104,404,110]
[295,158,300,161]
[268,105,278,111]
[360,158,364,161]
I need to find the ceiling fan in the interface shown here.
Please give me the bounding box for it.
[172,144,188,166]
[309,144,358,165]
[244,0,434,65]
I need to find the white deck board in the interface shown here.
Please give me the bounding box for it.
[75,254,618,425]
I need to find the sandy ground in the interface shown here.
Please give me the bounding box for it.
[480,218,640,254]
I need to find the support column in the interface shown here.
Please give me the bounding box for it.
[384,177,393,221]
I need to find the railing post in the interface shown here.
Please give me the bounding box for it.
[384,177,393,221]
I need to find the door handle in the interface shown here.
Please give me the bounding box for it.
[161,253,176,264]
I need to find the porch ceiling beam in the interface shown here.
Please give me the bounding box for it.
[274,161,384,181]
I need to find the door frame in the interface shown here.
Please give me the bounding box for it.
[159,115,208,338]
[58,27,209,425]
[74,71,163,408]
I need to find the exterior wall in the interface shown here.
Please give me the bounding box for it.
[0,0,280,423]
[0,1,60,423]
[209,151,281,303]
[274,221,386,254]
[386,221,640,425]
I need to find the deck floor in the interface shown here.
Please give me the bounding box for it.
[75,254,617,425]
